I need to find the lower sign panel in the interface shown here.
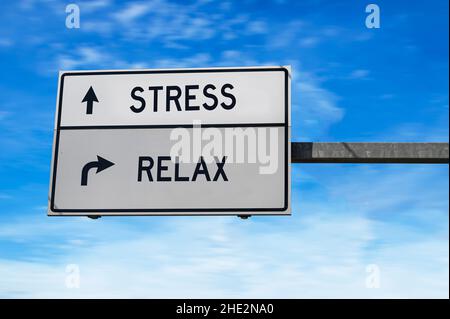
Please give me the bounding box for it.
[49,127,289,215]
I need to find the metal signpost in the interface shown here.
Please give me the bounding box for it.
[48,66,449,219]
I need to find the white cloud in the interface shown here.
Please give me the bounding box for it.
[0,203,447,298]
[107,0,220,43]
[82,21,114,36]
[72,0,264,47]
[56,47,110,70]
[292,69,344,140]
[217,50,259,66]
[371,121,449,142]
[80,0,112,13]
[0,193,12,200]
[113,2,153,24]
[52,45,162,72]
[18,0,35,10]
[299,36,320,48]
[153,53,212,68]
[0,38,13,48]
[348,69,370,79]
[271,20,305,48]
[246,21,268,35]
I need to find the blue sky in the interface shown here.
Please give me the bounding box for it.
[0,0,448,298]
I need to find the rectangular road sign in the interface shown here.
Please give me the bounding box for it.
[48,66,291,216]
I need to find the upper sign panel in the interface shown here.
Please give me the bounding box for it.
[58,67,289,127]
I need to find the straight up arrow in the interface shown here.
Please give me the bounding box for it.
[82,86,99,115]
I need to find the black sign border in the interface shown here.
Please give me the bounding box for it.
[50,67,290,215]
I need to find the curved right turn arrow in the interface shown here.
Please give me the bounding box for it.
[81,156,115,186]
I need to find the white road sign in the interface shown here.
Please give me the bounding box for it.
[48,66,291,216]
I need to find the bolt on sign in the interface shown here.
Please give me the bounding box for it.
[48,66,291,216]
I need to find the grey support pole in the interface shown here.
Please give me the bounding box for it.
[292,142,449,164]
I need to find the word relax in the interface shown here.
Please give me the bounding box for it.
[137,156,228,182]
